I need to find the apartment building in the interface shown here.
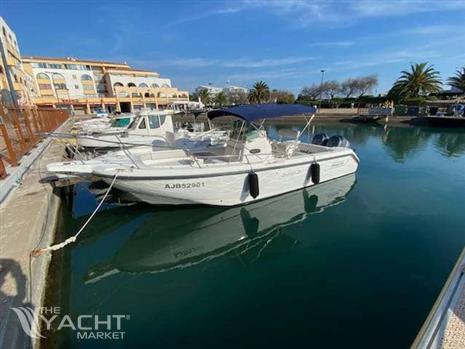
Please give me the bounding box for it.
[0,17,189,113]
[195,84,249,97]
[0,17,33,106]
[22,56,189,113]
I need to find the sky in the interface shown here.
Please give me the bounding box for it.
[2,0,465,94]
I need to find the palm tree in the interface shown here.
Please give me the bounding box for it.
[214,91,227,107]
[389,62,442,99]
[197,88,210,105]
[248,80,270,104]
[448,67,465,92]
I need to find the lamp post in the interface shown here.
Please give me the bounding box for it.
[319,69,325,111]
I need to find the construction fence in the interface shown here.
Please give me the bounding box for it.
[0,102,69,179]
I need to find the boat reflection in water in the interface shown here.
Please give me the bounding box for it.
[84,174,356,283]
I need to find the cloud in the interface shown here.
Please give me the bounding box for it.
[330,47,443,72]
[403,24,465,35]
[222,57,314,68]
[169,6,245,26]
[164,56,315,68]
[308,41,355,48]
[193,0,465,27]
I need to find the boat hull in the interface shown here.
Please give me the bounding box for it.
[97,151,359,206]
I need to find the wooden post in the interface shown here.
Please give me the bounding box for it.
[11,109,27,152]
[0,156,7,179]
[0,123,17,166]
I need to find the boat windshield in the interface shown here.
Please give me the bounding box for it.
[111,117,131,128]
[230,122,264,141]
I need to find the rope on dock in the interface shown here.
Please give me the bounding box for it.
[31,171,119,257]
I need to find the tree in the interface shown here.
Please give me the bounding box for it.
[224,90,248,105]
[340,78,359,98]
[214,91,227,107]
[197,88,211,105]
[299,84,322,99]
[448,67,465,92]
[270,89,295,104]
[321,80,340,99]
[357,75,378,97]
[248,80,270,104]
[388,62,442,99]
[189,92,200,102]
[340,75,378,98]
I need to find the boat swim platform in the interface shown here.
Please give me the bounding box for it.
[412,247,465,349]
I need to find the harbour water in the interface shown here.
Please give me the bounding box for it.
[50,122,465,348]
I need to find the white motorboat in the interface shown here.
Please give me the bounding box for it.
[91,104,360,206]
[75,113,136,134]
[76,110,229,149]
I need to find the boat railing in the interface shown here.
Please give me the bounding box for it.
[411,246,465,348]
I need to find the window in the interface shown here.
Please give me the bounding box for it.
[139,83,148,87]
[151,83,160,88]
[75,85,79,89]
[82,84,95,91]
[148,115,166,129]
[72,74,77,79]
[113,82,124,87]
[128,82,136,87]
[148,115,160,129]
[81,74,93,81]
[36,73,49,80]
[48,63,64,69]
[52,73,65,81]
[162,83,170,88]
[39,83,52,90]
[54,83,67,90]
[138,119,146,129]
[2,27,5,37]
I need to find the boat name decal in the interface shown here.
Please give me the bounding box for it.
[164,182,206,189]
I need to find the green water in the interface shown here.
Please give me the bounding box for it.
[53,123,465,348]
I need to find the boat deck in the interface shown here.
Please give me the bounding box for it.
[412,247,465,348]
[441,281,465,349]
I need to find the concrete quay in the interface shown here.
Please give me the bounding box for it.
[0,125,70,348]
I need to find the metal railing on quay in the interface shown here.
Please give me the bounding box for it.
[0,102,69,178]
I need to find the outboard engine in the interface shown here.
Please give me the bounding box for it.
[312,133,329,146]
[326,135,350,148]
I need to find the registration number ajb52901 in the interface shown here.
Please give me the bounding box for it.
[164,182,206,189]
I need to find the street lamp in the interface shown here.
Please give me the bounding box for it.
[319,69,325,111]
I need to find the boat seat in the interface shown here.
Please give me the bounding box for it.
[271,140,300,158]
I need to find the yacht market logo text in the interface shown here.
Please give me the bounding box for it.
[12,306,130,340]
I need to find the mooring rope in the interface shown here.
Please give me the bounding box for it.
[31,171,119,257]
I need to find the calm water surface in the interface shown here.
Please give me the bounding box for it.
[52,122,465,348]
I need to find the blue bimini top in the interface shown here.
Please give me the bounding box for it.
[207,103,316,123]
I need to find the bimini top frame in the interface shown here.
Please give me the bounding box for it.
[207,103,316,123]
